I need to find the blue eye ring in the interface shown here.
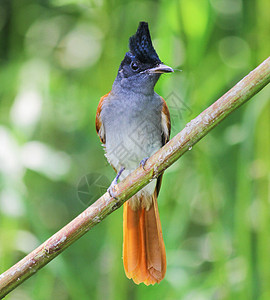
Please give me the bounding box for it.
[131,61,139,71]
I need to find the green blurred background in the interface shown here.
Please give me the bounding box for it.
[0,0,269,299]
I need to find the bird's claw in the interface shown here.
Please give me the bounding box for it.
[140,157,149,170]
[107,167,125,199]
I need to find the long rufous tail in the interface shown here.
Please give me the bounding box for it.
[123,191,166,285]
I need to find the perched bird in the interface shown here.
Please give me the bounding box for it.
[96,22,173,285]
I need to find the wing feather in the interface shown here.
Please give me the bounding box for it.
[96,92,111,144]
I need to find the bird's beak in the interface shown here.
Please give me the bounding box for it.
[148,63,174,74]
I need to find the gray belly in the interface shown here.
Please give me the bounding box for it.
[101,94,163,173]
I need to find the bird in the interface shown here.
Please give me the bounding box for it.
[96,21,173,285]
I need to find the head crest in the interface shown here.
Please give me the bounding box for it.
[129,22,161,65]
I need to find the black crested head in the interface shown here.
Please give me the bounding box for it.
[129,22,161,65]
[113,21,172,91]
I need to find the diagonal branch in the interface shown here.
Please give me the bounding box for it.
[0,56,270,299]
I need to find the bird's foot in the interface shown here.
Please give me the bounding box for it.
[107,167,125,199]
[140,157,149,170]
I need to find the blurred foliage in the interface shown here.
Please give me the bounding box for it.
[0,0,270,299]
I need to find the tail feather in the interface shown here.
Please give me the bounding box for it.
[123,191,166,285]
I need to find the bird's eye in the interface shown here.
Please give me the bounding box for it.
[131,62,139,71]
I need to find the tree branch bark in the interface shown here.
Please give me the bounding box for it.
[0,57,270,299]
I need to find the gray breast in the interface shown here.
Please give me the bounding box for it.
[101,92,163,171]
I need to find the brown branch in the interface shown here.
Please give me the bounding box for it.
[0,56,270,298]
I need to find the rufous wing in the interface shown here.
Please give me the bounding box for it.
[96,92,111,144]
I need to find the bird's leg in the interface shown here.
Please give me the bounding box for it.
[140,157,149,170]
[107,167,125,198]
